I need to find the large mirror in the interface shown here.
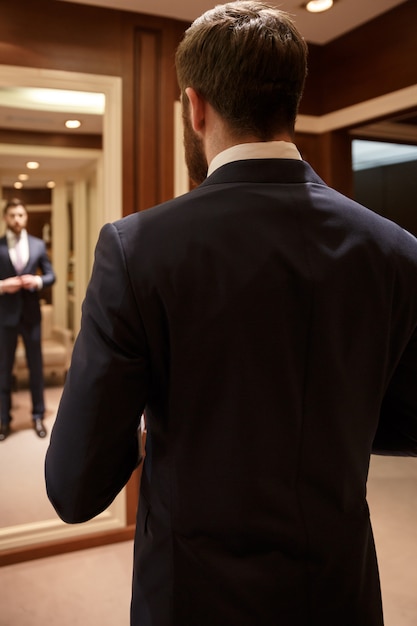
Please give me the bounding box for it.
[0,66,123,555]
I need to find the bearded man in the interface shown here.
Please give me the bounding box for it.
[46,3,417,625]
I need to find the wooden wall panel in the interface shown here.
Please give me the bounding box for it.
[313,1,417,115]
[0,0,124,76]
[296,129,353,198]
[158,23,186,203]
[0,129,101,150]
[2,187,51,206]
[119,14,186,216]
[134,28,161,212]
[298,44,324,117]
[124,18,185,215]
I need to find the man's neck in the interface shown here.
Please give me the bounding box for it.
[204,104,293,166]
[7,228,26,239]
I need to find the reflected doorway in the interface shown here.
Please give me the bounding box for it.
[351,109,417,236]
[352,138,417,237]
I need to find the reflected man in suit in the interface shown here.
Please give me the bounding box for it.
[46,3,417,625]
[0,198,56,441]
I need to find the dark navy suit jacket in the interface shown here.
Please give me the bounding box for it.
[0,233,55,327]
[46,159,417,626]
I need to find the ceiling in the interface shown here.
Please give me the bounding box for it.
[56,0,408,46]
[0,0,415,191]
[0,86,104,190]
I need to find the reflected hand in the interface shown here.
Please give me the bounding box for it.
[20,274,39,291]
[1,276,23,293]
[137,415,147,465]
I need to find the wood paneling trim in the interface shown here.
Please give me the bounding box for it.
[134,28,162,213]
[120,16,187,216]
[298,44,323,117]
[296,129,353,197]
[0,129,102,150]
[157,23,186,204]
[131,23,184,213]
[126,467,140,525]
[0,525,135,567]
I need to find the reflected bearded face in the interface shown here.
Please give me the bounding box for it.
[182,97,208,186]
[4,206,28,235]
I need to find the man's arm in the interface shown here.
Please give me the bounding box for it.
[45,223,150,523]
[37,239,56,288]
[0,276,24,294]
[373,327,417,456]
[20,239,56,291]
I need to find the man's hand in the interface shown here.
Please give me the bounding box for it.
[20,274,40,291]
[1,276,23,293]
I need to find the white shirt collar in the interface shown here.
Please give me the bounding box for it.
[6,228,28,246]
[207,141,302,177]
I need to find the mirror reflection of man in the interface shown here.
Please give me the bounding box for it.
[0,198,56,441]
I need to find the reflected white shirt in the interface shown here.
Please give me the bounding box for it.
[4,228,43,290]
[7,228,30,270]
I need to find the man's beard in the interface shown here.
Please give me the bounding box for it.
[182,105,208,186]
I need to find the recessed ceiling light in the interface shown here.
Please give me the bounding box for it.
[26,161,40,169]
[46,181,56,189]
[305,0,334,13]
[14,181,23,189]
[18,173,29,181]
[65,119,81,129]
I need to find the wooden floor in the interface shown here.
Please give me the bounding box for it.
[0,386,416,625]
[0,541,134,626]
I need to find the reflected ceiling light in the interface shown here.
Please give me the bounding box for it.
[26,88,105,113]
[26,161,40,169]
[305,0,333,12]
[0,86,105,117]
[14,181,23,189]
[65,119,81,129]
[46,181,56,189]
[18,173,29,181]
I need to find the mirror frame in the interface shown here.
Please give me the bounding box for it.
[0,65,123,564]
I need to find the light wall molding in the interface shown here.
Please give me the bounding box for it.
[296,84,417,134]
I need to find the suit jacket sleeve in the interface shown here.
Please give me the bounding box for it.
[45,223,150,523]
[37,240,56,287]
[28,237,55,287]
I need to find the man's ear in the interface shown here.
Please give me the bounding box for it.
[185,87,206,133]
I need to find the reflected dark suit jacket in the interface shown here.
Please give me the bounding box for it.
[0,234,55,327]
[46,159,417,626]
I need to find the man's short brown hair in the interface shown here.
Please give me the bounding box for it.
[3,198,27,215]
[175,1,308,140]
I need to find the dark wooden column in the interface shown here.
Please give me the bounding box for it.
[296,129,353,199]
